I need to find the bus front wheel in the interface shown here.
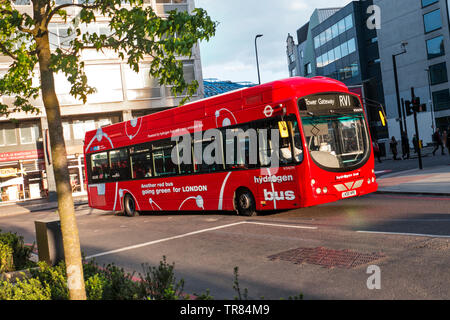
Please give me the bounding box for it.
[235,189,257,217]
[124,194,139,217]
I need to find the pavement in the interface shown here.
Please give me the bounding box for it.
[0,195,88,218]
[376,164,450,196]
[375,144,450,196]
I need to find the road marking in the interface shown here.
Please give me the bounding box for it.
[85,221,317,260]
[357,230,450,239]
[245,221,317,230]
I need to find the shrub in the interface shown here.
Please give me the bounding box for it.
[30,261,69,300]
[85,273,104,300]
[0,243,14,273]
[0,229,34,271]
[98,263,141,300]
[139,256,185,300]
[0,277,51,300]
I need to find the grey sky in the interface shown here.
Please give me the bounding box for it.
[196,0,351,84]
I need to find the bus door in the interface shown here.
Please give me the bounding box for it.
[254,116,303,210]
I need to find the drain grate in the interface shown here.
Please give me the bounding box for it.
[268,247,385,269]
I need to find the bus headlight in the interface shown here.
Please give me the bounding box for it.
[367,178,371,184]
[323,187,328,194]
[316,188,322,194]
[372,177,375,183]
[311,179,316,186]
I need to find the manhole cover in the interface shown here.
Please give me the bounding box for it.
[268,247,385,269]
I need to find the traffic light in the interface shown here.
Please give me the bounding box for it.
[412,97,421,112]
[405,100,413,116]
[406,97,427,115]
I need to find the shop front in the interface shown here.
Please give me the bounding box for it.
[68,154,86,196]
[0,150,47,203]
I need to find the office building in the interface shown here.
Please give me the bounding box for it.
[286,1,387,140]
[374,0,450,144]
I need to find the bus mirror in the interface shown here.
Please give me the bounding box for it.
[278,121,289,138]
[378,110,386,127]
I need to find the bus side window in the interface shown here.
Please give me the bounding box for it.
[153,140,177,177]
[194,134,224,173]
[110,149,130,180]
[130,145,152,179]
[90,152,109,182]
[257,120,278,167]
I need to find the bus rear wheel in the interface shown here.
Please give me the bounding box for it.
[124,194,139,217]
[235,189,257,217]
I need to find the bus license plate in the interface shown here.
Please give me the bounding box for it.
[342,190,357,198]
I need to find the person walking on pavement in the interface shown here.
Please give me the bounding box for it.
[372,140,382,163]
[390,136,400,160]
[401,131,410,159]
[443,130,448,156]
[432,128,445,156]
[446,127,450,156]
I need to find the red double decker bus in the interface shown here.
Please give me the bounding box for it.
[84,77,378,217]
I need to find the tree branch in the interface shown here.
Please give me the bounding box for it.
[46,2,102,27]
[0,41,17,60]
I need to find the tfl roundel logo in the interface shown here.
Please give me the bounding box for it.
[263,105,273,117]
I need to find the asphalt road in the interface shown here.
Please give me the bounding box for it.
[1,192,450,300]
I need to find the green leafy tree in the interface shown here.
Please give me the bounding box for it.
[0,0,216,300]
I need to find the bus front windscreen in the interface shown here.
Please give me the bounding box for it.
[298,93,370,171]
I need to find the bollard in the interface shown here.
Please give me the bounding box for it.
[34,219,65,266]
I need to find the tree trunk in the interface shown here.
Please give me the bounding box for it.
[36,33,86,300]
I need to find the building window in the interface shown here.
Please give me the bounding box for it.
[423,9,442,33]
[63,117,120,142]
[85,64,124,103]
[0,124,17,146]
[73,120,96,140]
[316,38,356,68]
[345,14,354,30]
[432,89,450,111]
[12,0,30,5]
[125,64,161,100]
[19,124,41,145]
[347,38,356,54]
[290,67,296,77]
[63,122,71,141]
[155,0,187,3]
[304,63,312,76]
[429,62,448,85]
[422,0,439,7]
[313,14,354,49]
[165,60,196,97]
[426,35,445,59]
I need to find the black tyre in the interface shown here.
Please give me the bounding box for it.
[124,194,139,217]
[235,189,257,217]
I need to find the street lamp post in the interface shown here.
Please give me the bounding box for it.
[392,44,407,140]
[255,34,263,85]
[425,68,435,131]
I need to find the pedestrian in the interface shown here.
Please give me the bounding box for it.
[372,140,382,163]
[401,131,410,159]
[412,134,419,154]
[446,128,450,156]
[390,136,400,160]
[443,130,448,155]
[432,128,445,156]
